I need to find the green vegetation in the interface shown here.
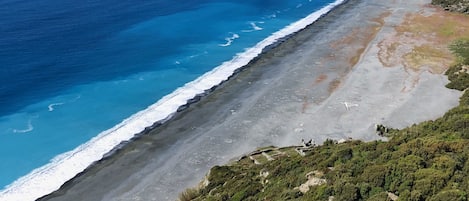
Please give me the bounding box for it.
[432,0,469,14]
[179,10,469,200]
[432,0,468,8]
[450,39,469,65]
[179,188,200,201]
[446,39,469,90]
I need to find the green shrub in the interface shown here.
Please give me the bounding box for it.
[446,63,469,90]
[366,192,391,201]
[178,188,200,201]
[360,165,388,187]
[450,39,469,65]
[429,190,468,201]
[334,182,360,201]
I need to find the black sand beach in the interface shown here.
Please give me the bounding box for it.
[39,0,461,200]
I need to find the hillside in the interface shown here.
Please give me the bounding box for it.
[182,71,467,200]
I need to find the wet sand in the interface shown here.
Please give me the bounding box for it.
[39,0,462,200]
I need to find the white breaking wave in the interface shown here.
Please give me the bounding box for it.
[266,13,277,19]
[219,33,240,47]
[48,95,81,112]
[12,120,34,134]
[0,0,346,200]
[48,103,64,112]
[251,22,263,31]
[242,22,264,33]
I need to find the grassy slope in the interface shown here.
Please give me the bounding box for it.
[180,5,469,201]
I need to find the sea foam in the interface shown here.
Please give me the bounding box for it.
[48,103,64,112]
[242,22,264,32]
[219,33,240,47]
[12,120,34,134]
[0,0,345,200]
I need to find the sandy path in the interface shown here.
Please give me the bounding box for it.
[40,0,461,201]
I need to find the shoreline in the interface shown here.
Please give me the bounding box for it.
[39,0,462,200]
[0,1,347,201]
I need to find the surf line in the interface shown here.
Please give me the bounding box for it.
[0,0,348,200]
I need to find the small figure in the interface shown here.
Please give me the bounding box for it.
[375,124,389,136]
[301,139,313,147]
[306,139,313,147]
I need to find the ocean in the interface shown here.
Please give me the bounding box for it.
[0,0,341,200]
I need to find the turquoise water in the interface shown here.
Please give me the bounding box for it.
[0,0,340,199]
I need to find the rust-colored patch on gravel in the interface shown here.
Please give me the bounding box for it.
[330,11,391,69]
[330,28,360,50]
[301,74,329,113]
[314,74,328,85]
[378,6,469,74]
[320,11,391,96]
[328,79,341,93]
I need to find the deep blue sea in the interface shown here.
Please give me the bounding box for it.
[0,0,341,199]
